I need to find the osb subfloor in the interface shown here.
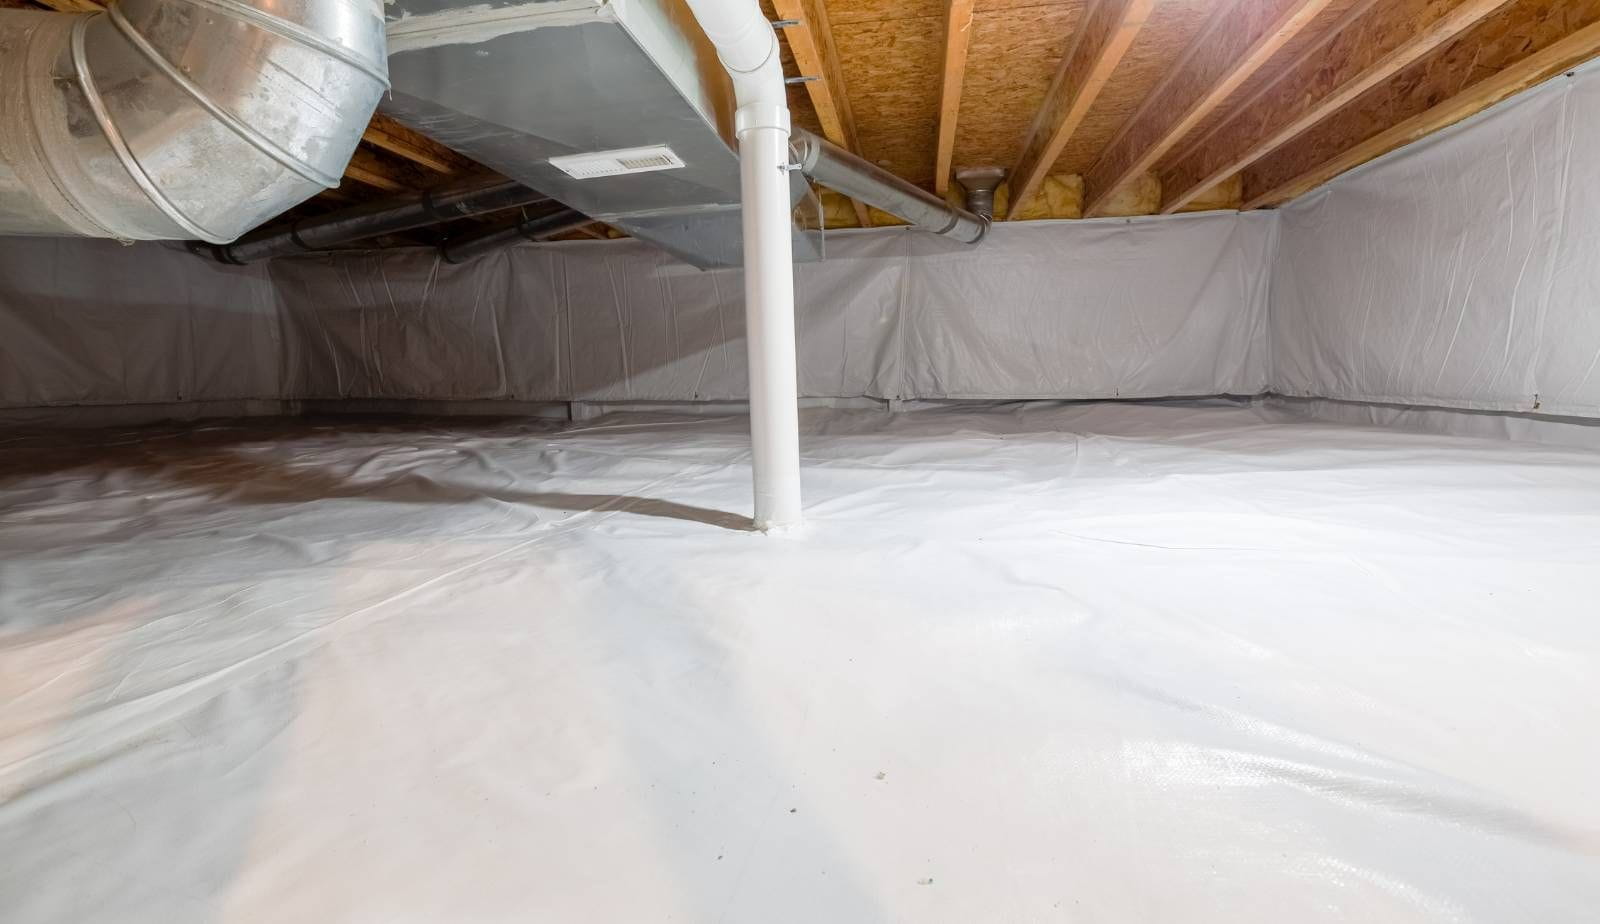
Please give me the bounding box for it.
[3,403,1598,921]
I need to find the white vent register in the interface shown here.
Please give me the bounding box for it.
[548,145,686,179]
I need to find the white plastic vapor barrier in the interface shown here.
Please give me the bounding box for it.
[2,404,1599,921]
[1272,61,1600,419]
[0,213,1276,414]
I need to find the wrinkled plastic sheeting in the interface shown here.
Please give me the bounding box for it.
[2,403,1599,921]
[900,217,1274,398]
[0,239,281,408]
[1272,61,1600,418]
[0,213,1276,411]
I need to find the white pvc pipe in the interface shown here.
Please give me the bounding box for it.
[739,123,803,529]
[681,0,802,530]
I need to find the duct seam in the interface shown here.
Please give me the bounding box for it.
[106,4,344,191]
[19,19,113,238]
[72,14,218,241]
[179,0,390,84]
[0,0,387,242]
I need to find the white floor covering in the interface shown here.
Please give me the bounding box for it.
[2,402,1598,922]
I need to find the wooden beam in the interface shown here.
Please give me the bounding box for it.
[771,0,873,228]
[314,186,360,205]
[1159,0,1513,214]
[342,148,411,193]
[1082,0,1336,216]
[1009,0,1156,214]
[361,114,473,176]
[934,0,978,195]
[1244,13,1600,208]
[29,0,103,10]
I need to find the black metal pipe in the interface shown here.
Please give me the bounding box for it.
[205,176,550,264]
[440,207,594,264]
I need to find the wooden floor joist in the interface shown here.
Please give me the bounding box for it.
[1244,11,1600,208]
[1008,0,1156,215]
[341,148,412,194]
[934,0,978,196]
[26,0,101,11]
[1081,0,1336,217]
[1157,0,1514,214]
[771,0,872,228]
[361,114,475,176]
[22,0,1600,232]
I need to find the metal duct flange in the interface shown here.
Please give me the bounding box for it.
[0,0,388,243]
[955,167,1005,221]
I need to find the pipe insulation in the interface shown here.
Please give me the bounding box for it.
[680,0,803,530]
[209,177,549,264]
[793,130,988,242]
[0,0,388,244]
[440,207,592,265]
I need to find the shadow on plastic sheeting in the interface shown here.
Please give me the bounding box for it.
[0,416,878,922]
[0,417,754,532]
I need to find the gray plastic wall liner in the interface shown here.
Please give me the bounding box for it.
[1271,58,1600,419]
[0,213,1275,415]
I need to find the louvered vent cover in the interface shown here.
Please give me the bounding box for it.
[548,145,686,179]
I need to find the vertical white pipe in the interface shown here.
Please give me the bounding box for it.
[682,0,802,530]
[739,121,802,529]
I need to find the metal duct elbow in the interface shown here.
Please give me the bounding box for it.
[0,0,388,244]
[792,129,988,243]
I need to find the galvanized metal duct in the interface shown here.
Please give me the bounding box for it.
[955,167,1005,221]
[206,177,549,264]
[791,130,988,243]
[0,0,388,244]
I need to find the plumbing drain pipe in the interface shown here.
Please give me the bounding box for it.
[681,0,802,530]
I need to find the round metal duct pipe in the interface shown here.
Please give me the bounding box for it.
[791,129,988,243]
[0,0,388,244]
